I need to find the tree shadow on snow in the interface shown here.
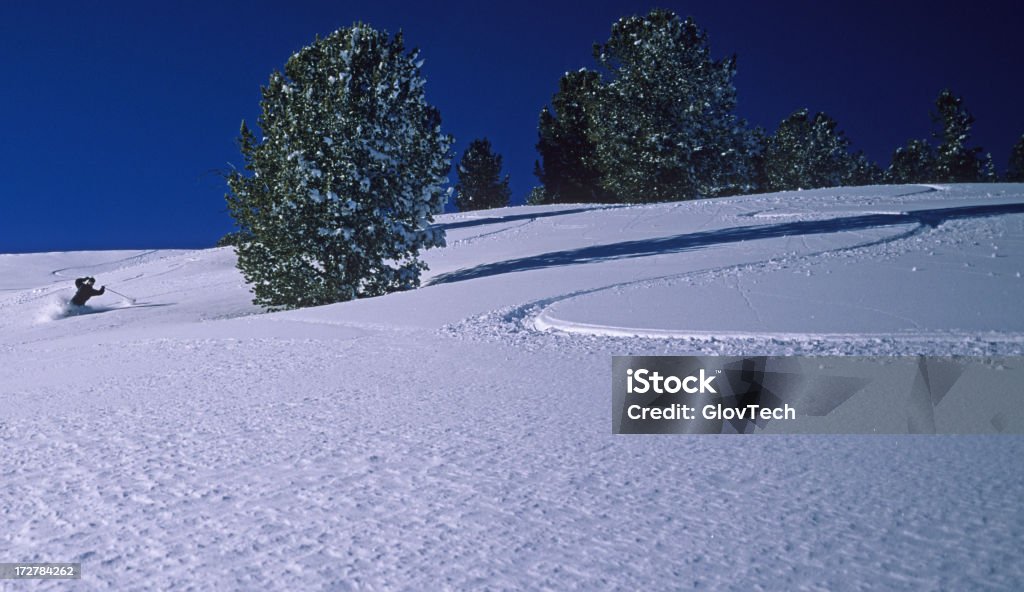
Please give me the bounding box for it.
[429,201,1024,285]
[434,205,629,231]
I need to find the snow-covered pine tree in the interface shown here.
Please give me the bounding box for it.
[525,186,551,205]
[847,151,883,186]
[534,70,610,203]
[981,153,997,182]
[746,126,770,194]
[590,10,755,202]
[454,138,511,211]
[763,109,858,191]
[932,89,984,182]
[1006,134,1024,182]
[225,24,453,310]
[763,111,808,191]
[886,139,936,183]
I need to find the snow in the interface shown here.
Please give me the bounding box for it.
[2,184,1023,589]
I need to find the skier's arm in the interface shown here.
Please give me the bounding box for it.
[95,286,106,296]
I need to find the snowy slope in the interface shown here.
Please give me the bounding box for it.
[2,184,1023,590]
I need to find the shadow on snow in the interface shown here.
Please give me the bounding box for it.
[433,205,628,232]
[429,201,1024,285]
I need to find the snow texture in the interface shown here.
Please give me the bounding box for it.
[2,184,1023,590]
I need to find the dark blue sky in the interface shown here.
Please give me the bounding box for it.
[1,1,1021,253]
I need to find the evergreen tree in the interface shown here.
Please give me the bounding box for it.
[455,138,511,211]
[534,70,610,203]
[746,126,770,194]
[981,153,997,181]
[763,109,861,191]
[848,151,883,186]
[1007,134,1024,182]
[525,186,550,205]
[590,10,755,202]
[225,24,452,310]
[886,139,936,183]
[932,89,984,182]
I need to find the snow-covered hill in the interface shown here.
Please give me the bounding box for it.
[2,184,1023,589]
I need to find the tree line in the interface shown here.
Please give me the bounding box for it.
[516,10,1024,207]
[225,11,1024,310]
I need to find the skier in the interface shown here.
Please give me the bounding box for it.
[71,277,105,306]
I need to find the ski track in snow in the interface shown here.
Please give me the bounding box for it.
[2,185,1024,590]
[452,188,1024,356]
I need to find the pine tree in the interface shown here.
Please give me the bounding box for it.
[981,153,997,181]
[225,24,452,310]
[763,109,861,191]
[848,151,883,186]
[455,138,511,211]
[590,10,755,202]
[534,70,610,203]
[1007,134,1024,182]
[525,187,550,205]
[886,139,936,183]
[746,126,770,194]
[932,89,983,182]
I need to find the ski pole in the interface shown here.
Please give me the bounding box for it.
[106,287,137,304]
